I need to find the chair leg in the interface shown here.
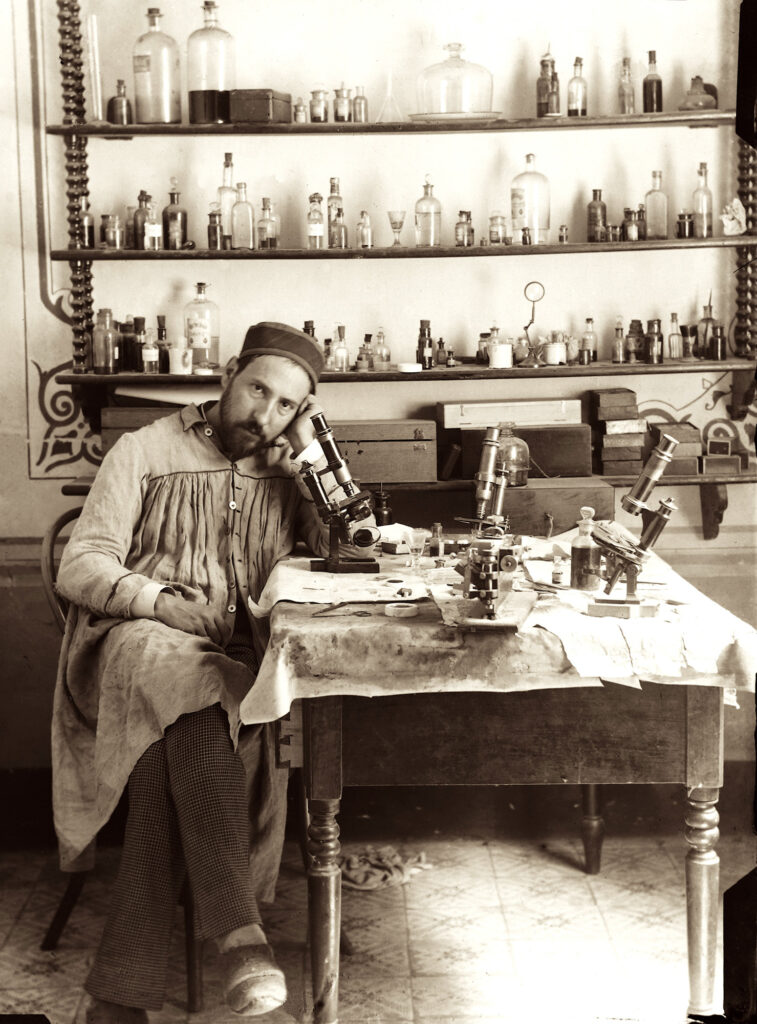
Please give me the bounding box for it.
[40,871,87,950]
[182,884,204,1013]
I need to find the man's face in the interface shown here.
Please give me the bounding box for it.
[216,354,311,460]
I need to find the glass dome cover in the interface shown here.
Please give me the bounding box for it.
[417,43,493,115]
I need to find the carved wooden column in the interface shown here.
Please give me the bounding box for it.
[684,786,721,1015]
[57,0,93,372]
[735,138,757,358]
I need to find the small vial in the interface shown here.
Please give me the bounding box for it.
[558,224,569,244]
[293,96,308,123]
[430,522,445,557]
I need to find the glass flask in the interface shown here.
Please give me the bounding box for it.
[231,182,254,248]
[618,57,635,114]
[416,43,493,114]
[106,79,133,125]
[511,153,550,245]
[570,507,602,591]
[537,52,555,118]
[497,422,529,487]
[587,189,607,242]
[643,50,663,113]
[132,8,181,124]
[414,176,442,247]
[184,282,220,368]
[162,179,187,250]
[307,193,324,249]
[374,327,391,368]
[376,67,404,123]
[693,161,713,239]
[217,152,235,244]
[187,1,235,124]
[668,313,683,359]
[92,308,117,374]
[644,170,668,239]
[679,76,717,111]
[327,177,343,249]
[356,210,373,248]
[567,57,587,116]
[257,198,278,249]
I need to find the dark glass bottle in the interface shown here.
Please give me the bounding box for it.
[77,196,95,248]
[643,50,663,113]
[133,191,151,251]
[636,203,647,240]
[156,315,170,373]
[587,189,607,242]
[537,53,555,117]
[162,183,188,249]
[106,79,133,124]
[417,319,432,366]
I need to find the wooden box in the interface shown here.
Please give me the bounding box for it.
[332,420,437,484]
[461,424,592,479]
[229,89,292,123]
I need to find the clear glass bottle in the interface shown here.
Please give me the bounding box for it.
[309,88,329,123]
[162,178,187,249]
[618,57,635,114]
[356,334,374,370]
[537,52,555,117]
[454,210,474,247]
[187,1,235,124]
[132,8,181,124]
[92,308,117,375]
[327,177,343,248]
[489,210,507,244]
[625,209,639,242]
[374,327,391,368]
[331,207,348,249]
[547,71,560,115]
[143,202,162,250]
[353,86,368,123]
[356,210,373,248]
[414,176,442,247]
[217,152,235,246]
[184,281,220,367]
[643,50,663,113]
[612,317,625,363]
[587,189,607,242]
[511,153,550,244]
[104,214,124,249]
[231,182,254,248]
[334,84,352,122]
[106,79,133,125]
[207,205,223,250]
[141,330,160,374]
[644,170,668,239]
[570,507,602,590]
[668,312,683,359]
[307,193,324,249]
[332,325,350,371]
[133,191,151,250]
[417,42,493,114]
[693,161,713,239]
[567,57,587,116]
[581,317,598,362]
[257,197,279,249]
[497,422,530,487]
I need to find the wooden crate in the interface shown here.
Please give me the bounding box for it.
[333,420,437,483]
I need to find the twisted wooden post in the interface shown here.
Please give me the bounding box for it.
[735,138,757,358]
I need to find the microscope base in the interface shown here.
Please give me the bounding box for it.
[310,556,381,574]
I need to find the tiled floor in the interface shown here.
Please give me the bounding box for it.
[1,782,754,1024]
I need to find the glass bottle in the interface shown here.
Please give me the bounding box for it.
[184,281,220,367]
[231,182,254,248]
[645,317,663,364]
[697,300,717,359]
[547,71,560,115]
[498,422,529,487]
[327,177,343,248]
[625,210,639,242]
[353,86,368,123]
[417,42,493,115]
[454,210,474,247]
[489,210,507,244]
[106,79,133,124]
[133,316,147,371]
[356,210,373,248]
[618,57,634,115]
[132,7,181,124]
[693,162,713,239]
[436,336,446,365]
[537,52,555,117]
[257,197,279,249]
[567,57,587,117]
[332,325,350,371]
[581,317,598,362]
[334,84,352,122]
[92,308,117,375]
[124,206,136,248]
[307,193,324,249]
[331,207,348,249]
[416,319,431,365]
[133,190,151,250]
[309,88,329,123]
[104,214,124,249]
[141,329,160,374]
[644,171,668,239]
[374,327,391,369]
[414,176,442,247]
[187,1,235,124]
[293,96,307,123]
[681,324,695,360]
[77,196,95,248]
[207,205,223,249]
[511,153,550,244]
[668,313,683,360]
[587,189,607,243]
[156,314,170,372]
[637,203,647,240]
[162,178,187,250]
[643,50,663,113]
[120,315,136,371]
[217,152,235,246]
[356,334,374,371]
[612,317,625,363]
[570,507,602,591]
[143,202,162,250]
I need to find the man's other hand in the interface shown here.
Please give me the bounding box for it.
[283,395,323,455]
[154,592,229,646]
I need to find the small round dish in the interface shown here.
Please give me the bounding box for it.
[397,362,423,373]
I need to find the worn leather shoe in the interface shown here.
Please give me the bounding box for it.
[81,998,148,1024]
[221,943,287,1015]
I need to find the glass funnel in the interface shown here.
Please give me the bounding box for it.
[417,43,493,114]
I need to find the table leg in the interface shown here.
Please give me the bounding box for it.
[307,798,341,1024]
[685,786,721,1015]
[581,783,605,875]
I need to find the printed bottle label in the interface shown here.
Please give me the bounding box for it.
[133,55,151,73]
[308,224,324,236]
[510,189,526,224]
[186,316,210,350]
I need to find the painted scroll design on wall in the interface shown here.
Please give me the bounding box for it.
[33,360,102,474]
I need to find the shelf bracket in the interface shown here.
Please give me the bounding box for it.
[727,366,757,421]
[699,482,729,540]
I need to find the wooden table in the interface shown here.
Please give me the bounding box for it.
[269,601,727,1024]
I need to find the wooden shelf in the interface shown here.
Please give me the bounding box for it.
[51,236,757,262]
[55,358,755,388]
[45,110,736,138]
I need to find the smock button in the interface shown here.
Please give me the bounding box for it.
[229,500,237,510]
[229,579,236,588]
[204,427,213,437]
[227,603,236,614]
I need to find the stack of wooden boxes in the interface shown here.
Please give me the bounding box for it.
[590,388,648,475]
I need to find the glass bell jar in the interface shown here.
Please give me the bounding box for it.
[417,43,493,115]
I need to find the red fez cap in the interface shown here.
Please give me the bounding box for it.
[238,321,324,389]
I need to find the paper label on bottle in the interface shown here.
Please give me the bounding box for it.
[511,188,526,224]
[186,317,210,351]
[308,225,324,237]
[133,55,151,73]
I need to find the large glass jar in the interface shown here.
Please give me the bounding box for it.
[510,154,550,245]
[497,422,530,487]
[417,43,493,114]
[132,8,181,124]
[187,1,236,124]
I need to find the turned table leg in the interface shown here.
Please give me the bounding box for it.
[307,798,341,1024]
[581,783,605,875]
[685,786,721,1016]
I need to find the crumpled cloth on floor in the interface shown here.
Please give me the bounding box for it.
[338,845,433,890]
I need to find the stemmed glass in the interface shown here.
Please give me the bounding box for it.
[408,528,431,570]
[387,210,406,246]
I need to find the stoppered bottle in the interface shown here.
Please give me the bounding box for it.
[455,211,474,247]
[567,58,587,116]
[184,282,220,367]
[668,313,683,359]
[356,211,373,248]
[207,205,223,250]
[353,86,368,123]
[162,178,187,249]
[307,193,324,249]
[257,197,279,249]
[511,154,550,244]
[92,308,117,375]
[497,422,529,487]
[693,162,713,239]
[187,0,235,124]
[106,80,133,125]
[143,202,162,250]
[587,189,607,242]
[644,171,668,239]
[231,182,254,248]
[643,50,663,112]
[217,153,235,246]
[537,51,555,117]
[570,507,602,591]
[327,178,344,248]
[415,176,442,247]
[618,58,634,114]
[132,7,181,124]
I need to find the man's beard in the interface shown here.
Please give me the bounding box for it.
[216,393,285,460]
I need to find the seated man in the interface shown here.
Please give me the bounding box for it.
[52,322,369,1022]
